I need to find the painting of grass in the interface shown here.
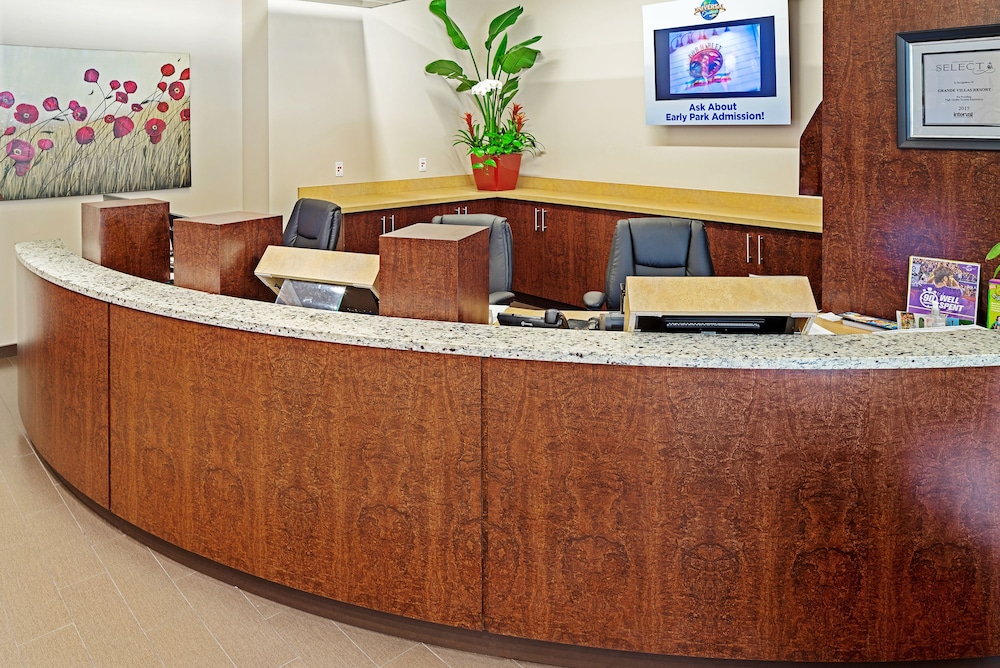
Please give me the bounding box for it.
[1,45,191,202]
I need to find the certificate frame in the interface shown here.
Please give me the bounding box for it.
[897,24,1000,149]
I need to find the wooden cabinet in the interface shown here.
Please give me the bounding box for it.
[341,199,500,254]
[704,221,823,304]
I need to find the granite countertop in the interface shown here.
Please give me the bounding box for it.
[17,239,1000,370]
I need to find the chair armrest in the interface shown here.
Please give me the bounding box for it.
[490,291,516,306]
[582,291,607,310]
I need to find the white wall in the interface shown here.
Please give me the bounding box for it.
[0,0,247,347]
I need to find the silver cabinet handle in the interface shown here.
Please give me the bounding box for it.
[390,214,395,232]
[746,233,752,264]
[533,208,540,232]
[381,215,387,235]
[456,206,462,215]
[757,235,763,265]
[540,208,547,232]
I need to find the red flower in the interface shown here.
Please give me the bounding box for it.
[180,108,190,122]
[124,80,137,94]
[84,68,99,83]
[37,138,54,151]
[72,106,88,121]
[0,91,13,109]
[42,97,59,112]
[112,116,134,138]
[6,138,35,175]
[168,81,185,101]
[157,82,167,92]
[14,104,38,124]
[132,103,143,112]
[69,100,79,111]
[75,126,96,145]
[110,80,120,90]
[144,118,165,135]
[180,67,190,80]
[104,114,115,123]
[3,127,13,136]
[115,91,128,104]
[157,101,169,113]
[161,63,175,77]
[463,112,475,135]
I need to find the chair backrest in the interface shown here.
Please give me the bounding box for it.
[430,214,514,299]
[283,198,342,251]
[603,217,714,311]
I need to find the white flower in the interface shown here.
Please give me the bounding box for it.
[470,79,502,96]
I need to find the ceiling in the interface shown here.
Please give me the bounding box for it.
[297,0,407,7]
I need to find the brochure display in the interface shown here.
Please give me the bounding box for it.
[906,255,980,324]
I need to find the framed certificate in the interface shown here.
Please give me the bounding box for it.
[897,24,1000,149]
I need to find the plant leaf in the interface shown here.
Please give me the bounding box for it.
[425,59,467,80]
[486,7,523,50]
[500,45,540,74]
[491,34,508,78]
[429,0,470,51]
[987,242,1000,261]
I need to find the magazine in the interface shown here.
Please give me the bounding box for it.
[838,311,899,331]
[906,256,980,324]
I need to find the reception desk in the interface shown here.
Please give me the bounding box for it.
[15,240,1000,665]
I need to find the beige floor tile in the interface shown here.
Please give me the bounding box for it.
[240,588,288,621]
[513,661,566,668]
[0,404,30,461]
[0,475,32,548]
[62,572,161,667]
[0,540,71,645]
[268,607,377,668]
[174,571,297,668]
[429,645,521,668]
[337,622,419,667]
[146,607,234,668]
[0,359,22,435]
[17,625,90,668]
[60,487,123,546]
[93,535,192,631]
[27,503,106,588]
[0,612,23,667]
[151,550,196,581]
[383,644,450,668]
[0,453,63,516]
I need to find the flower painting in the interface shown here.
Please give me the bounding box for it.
[0,45,191,202]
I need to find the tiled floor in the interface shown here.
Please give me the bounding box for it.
[0,356,560,668]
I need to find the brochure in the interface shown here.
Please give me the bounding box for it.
[906,256,980,324]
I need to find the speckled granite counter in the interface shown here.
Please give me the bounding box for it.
[17,239,1000,369]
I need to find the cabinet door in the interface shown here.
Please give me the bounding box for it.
[704,222,755,277]
[341,211,387,255]
[499,200,546,298]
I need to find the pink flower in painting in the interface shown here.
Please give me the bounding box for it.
[42,96,59,112]
[0,92,13,109]
[124,80,137,94]
[104,114,115,123]
[69,100,79,110]
[3,127,13,136]
[84,68,100,83]
[110,80,121,90]
[131,103,143,112]
[161,63,175,77]
[37,138,54,151]
[112,116,134,138]
[75,126,96,145]
[14,104,38,124]
[180,67,190,81]
[115,91,128,104]
[180,108,190,122]
[5,138,35,175]
[144,118,166,144]
[157,82,167,92]
[72,106,88,121]
[157,101,169,113]
[168,81,185,101]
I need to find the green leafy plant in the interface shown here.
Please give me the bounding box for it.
[425,0,541,169]
[988,242,1000,277]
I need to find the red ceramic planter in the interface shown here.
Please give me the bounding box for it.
[471,153,522,191]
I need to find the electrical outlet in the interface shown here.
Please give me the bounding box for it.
[418,157,427,172]
[335,161,344,177]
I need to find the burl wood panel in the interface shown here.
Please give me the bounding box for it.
[822,2,1000,317]
[379,224,489,323]
[81,199,170,282]
[108,307,483,629]
[484,360,1000,662]
[172,212,281,302]
[16,263,110,507]
[799,101,822,197]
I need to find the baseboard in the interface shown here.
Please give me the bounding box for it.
[0,344,16,359]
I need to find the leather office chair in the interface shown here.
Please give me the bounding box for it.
[283,198,342,250]
[583,217,714,311]
[430,214,515,305]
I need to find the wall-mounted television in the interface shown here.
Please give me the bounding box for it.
[643,0,791,126]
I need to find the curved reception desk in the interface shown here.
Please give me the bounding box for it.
[15,240,1000,665]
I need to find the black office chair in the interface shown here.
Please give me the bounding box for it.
[583,217,714,311]
[430,213,515,306]
[283,198,342,250]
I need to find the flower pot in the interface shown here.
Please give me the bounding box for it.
[471,153,522,191]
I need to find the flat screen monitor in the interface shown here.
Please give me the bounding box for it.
[276,279,379,315]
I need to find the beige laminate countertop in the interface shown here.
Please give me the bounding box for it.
[299,175,822,234]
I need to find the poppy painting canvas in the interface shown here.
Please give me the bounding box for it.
[0,45,191,202]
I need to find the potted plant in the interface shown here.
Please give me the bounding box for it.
[425,0,541,190]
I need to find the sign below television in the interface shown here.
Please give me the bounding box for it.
[642,0,791,126]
